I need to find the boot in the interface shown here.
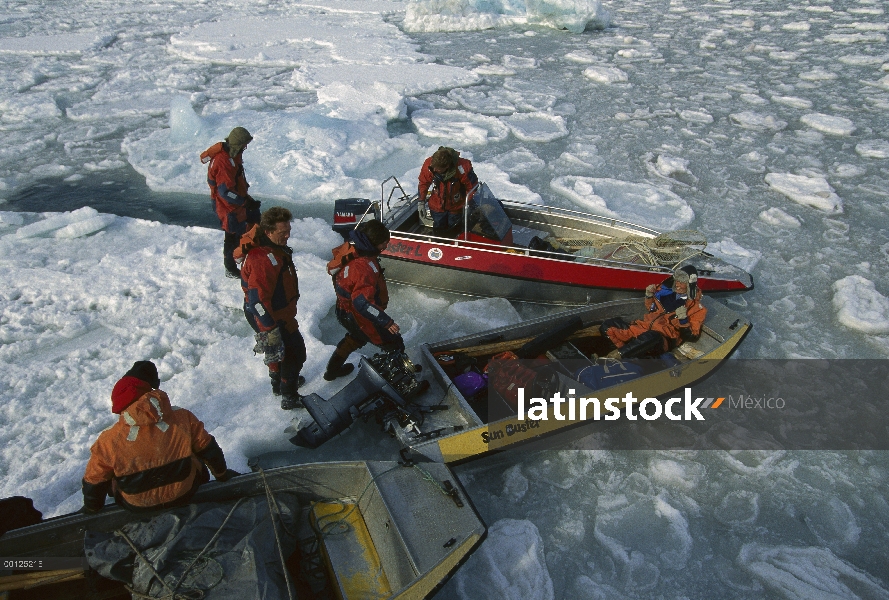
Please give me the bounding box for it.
[323,352,355,381]
[279,375,306,410]
[269,371,281,396]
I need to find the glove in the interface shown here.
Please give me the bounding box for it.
[245,196,261,211]
[645,284,657,298]
[215,469,241,483]
[80,505,101,515]
[675,305,688,320]
[254,327,285,365]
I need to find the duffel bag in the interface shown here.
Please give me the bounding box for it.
[487,352,540,410]
[574,359,643,391]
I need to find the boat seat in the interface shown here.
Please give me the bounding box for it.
[310,501,392,600]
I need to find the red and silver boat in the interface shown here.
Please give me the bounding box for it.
[333,178,753,305]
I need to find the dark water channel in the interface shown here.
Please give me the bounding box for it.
[3,165,332,227]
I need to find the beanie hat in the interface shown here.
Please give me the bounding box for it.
[111,361,159,414]
[125,360,160,388]
[225,126,253,157]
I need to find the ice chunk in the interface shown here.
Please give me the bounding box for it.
[500,112,568,142]
[169,96,206,143]
[445,297,522,332]
[759,207,801,228]
[54,214,116,239]
[679,109,714,124]
[490,148,547,174]
[765,173,842,213]
[525,0,611,34]
[594,492,693,571]
[707,239,762,273]
[832,275,889,335]
[454,519,554,600]
[583,65,628,83]
[729,111,787,131]
[738,544,889,599]
[14,207,102,239]
[856,139,889,158]
[412,108,510,145]
[800,113,855,136]
[772,95,813,109]
[550,176,695,230]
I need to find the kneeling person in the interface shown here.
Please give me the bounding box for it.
[82,361,236,513]
[324,220,402,380]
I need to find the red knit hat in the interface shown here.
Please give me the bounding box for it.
[110,361,159,413]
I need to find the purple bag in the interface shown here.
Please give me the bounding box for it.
[453,371,488,397]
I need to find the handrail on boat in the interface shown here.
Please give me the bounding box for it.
[379,176,416,222]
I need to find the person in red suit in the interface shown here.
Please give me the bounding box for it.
[239,207,306,409]
[323,220,402,381]
[417,146,478,231]
[201,126,261,278]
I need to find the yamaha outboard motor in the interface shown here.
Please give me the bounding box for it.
[289,352,428,448]
[333,198,377,241]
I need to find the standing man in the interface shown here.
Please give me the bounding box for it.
[239,207,306,409]
[323,220,402,381]
[82,361,236,513]
[417,146,478,231]
[202,126,261,279]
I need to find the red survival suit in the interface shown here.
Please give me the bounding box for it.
[82,378,227,512]
[202,142,256,236]
[329,242,399,348]
[417,151,478,216]
[238,225,300,334]
[607,283,707,349]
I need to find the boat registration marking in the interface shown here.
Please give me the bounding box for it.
[454,256,472,261]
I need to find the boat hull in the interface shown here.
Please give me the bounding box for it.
[0,461,485,600]
[379,193,753,306]
[393,296,751,463]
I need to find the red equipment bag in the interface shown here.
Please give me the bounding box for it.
[486,351,539,410]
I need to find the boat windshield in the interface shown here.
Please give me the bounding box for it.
[466,184,512,241]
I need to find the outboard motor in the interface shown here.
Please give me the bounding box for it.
[333,198,376,241]
[289,352,428,448]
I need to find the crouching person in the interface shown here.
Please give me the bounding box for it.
[82,361,237,514]
[602,265,707,358]
[324,220,403,380]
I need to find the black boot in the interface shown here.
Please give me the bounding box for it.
[269,371,281,396]
[279,375,306,410]
[323,352,355,381]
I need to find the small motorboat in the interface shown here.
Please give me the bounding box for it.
[333,178,753,305]
[287,296,751,464]
[0,461,485,600]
